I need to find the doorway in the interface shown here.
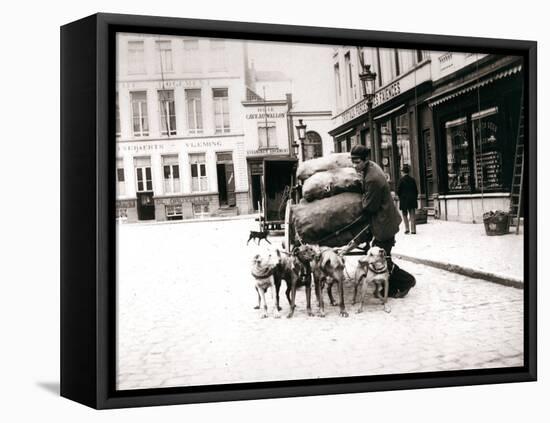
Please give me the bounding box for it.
[216,152,235,207]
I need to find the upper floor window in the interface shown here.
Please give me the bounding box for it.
[213,88,230,134]
[209,39,227,71]
[131,91,149,137]
[334,63,342,106]
[155,40,173,73]
[258,121,276,148]
[127,41,145,75]
[185,89,203,134]
[182,39,201,72]
[158,90,176,136]
[302,131,323,161]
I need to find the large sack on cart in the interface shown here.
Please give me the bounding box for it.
[296,153,353,181]
[302,167,362,202]
[291,192,370,248]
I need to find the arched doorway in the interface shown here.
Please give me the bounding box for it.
[302,131,323,161]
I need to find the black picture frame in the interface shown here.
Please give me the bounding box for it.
[60,12,537,409]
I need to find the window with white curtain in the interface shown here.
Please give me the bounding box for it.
[158,90,176,136]
[134,156,153,192]
[258,122,276,148]
[131,91,149,137]
[186,89,203,134]
[162,155,181,193]
[127,40,145,75]
[190,154,208,192]
[155,40,173,73]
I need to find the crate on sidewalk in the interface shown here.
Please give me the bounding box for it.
[483,210,510,236]
[415,208,428,224]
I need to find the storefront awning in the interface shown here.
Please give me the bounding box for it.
[427,64,522,108]
[373,104,406,121]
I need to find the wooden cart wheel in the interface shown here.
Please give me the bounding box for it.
[284,200,293,253]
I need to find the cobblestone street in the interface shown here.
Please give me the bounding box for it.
[116,218,524,390]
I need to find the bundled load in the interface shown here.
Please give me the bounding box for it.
[291,153,368,247]
[291,192,368,247]
[301,167,362,202]
[296,153,353,181]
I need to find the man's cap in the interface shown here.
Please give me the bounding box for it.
[350,145,368,160]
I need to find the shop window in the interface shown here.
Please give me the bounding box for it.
[134,156,153,192]
[158,90,176,136]
[302,131,323,161]
[183,39,201,72]
[155,40,173,73]
[186,89,203,134]
[131,91,149,137]
[162,155,181,193]
[396,113,411,166]
[190,154,208,192]
[116,158,125,196]
[127,40,145,75]
[213,88,230,134]
[193,203,210,218]
[472,107,503,190]
[445,117,470,192]
[258,121,276,148]
[165,204,183,220]
[380,120,393,182]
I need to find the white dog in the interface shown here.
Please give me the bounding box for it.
[251,250,280,318]
[352,246,391,313]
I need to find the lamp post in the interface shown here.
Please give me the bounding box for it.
[294,119,307,160]
[359,64,378,164]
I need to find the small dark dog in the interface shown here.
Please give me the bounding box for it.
[247,229,271,245]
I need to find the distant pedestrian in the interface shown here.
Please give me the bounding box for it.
[397,164,418,234]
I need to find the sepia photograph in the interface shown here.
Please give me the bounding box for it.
[114,31,525,391]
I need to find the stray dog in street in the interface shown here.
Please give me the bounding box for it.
[247,229,271,245]
[251,250,280,318]
[274,245,317,318]
[352,246,391,313]
[310,245,349,317]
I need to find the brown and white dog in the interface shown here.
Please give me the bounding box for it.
[275,245,317,318]
[252,245,317,318]
[309,245,349,318]
[352,246,391,313]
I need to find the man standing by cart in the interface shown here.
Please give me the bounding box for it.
[349,145,415,298]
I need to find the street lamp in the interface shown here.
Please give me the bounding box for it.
[359,64,378,163]
[294,119,307,159]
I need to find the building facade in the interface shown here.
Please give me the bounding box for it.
[329,46,524,222]
[115,34,250,222]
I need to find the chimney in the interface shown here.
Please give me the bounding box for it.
[285,93,293,111]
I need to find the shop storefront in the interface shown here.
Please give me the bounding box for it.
[428,56,523,222]
[115,136,249,222]
[330,60,433,194]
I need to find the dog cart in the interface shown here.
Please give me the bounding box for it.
[256,157,298,233]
